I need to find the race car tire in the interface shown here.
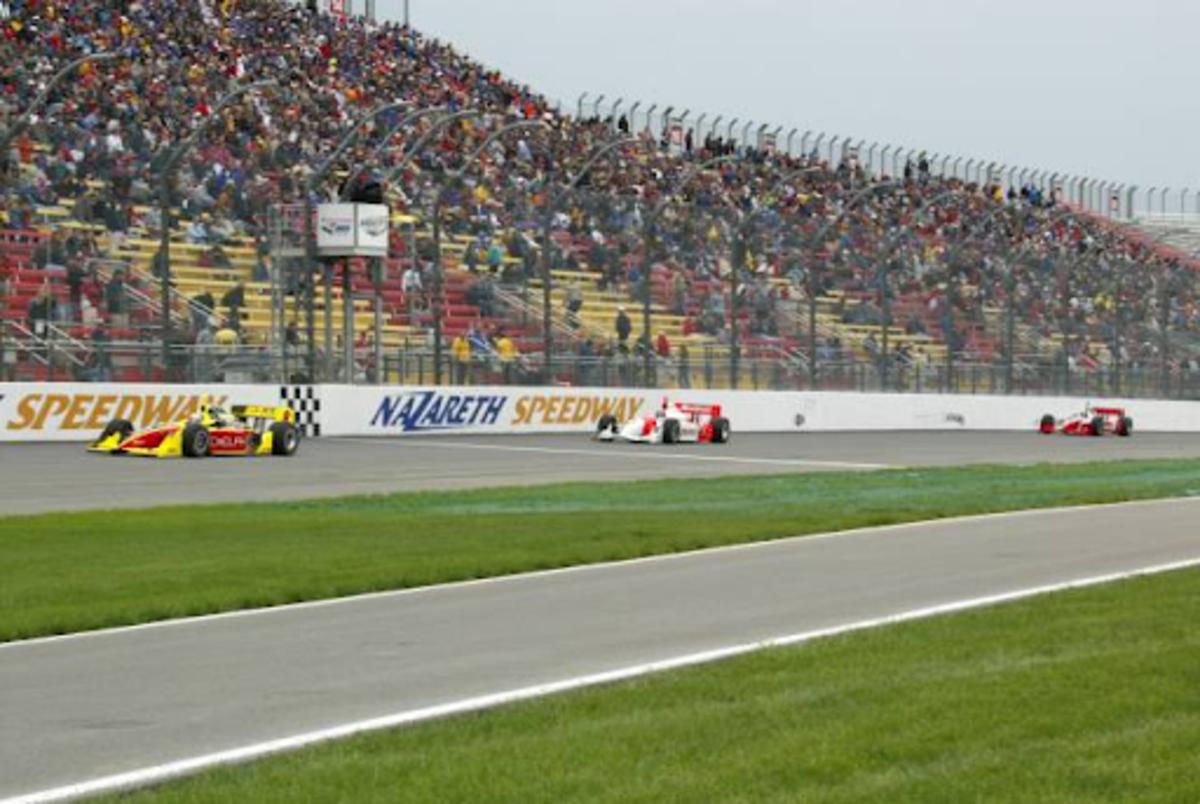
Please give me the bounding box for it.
[181,423,210,457]
[596,414,618,436]
[711,417,731,444]
[1039,414,1055,434]
[1089,416,1104,437]
[270,421,300,456]
[99,418,134,444]
[662,418,681,444]
[1117,416,1133,437]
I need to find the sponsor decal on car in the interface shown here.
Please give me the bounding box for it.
[5,393,228,432]
[511,394,645,426]
[209,430,250,453]
[370,391,507,432]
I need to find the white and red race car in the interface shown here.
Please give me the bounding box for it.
[1039,405,1133,437]
[595,399,731,444]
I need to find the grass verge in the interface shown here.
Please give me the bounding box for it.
[113,564,1200,803]
[3,458,1200,643]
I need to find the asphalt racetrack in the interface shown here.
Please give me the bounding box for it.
[5,430,1200,516]
[3,498,1200,800]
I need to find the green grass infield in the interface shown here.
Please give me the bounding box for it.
[3,458,1200,643]
[113,563,1200,802]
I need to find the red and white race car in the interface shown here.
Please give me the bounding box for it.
[1039,405,1133,437]
[595,399,731,444]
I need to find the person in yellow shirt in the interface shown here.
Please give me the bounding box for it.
[214,321,239,347]
[495,329,517,383]
[452,333,470,384]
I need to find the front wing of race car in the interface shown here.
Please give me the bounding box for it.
[596,416,662,444]
[88,424,185,457]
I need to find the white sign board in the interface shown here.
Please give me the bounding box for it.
[5,383,1199,442]
[315,385,1200,438]
[355,204,390,256]
[316,203,389,258]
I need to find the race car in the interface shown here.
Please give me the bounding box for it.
[89,400,301,457]
[1039,405,1132,437]
[595,398,731,444]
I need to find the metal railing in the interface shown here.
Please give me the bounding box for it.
[2,332,1198,399]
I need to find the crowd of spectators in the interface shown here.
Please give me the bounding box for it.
[0,0,1196,382]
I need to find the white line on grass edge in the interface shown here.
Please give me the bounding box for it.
[8,553,1200,804]
[4,494,1200,652]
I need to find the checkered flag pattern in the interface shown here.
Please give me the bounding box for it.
[280,386,321,438]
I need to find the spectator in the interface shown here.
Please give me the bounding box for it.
[615,305,632,347]
[105,269,127,329]
[214,319,240,348]
[194,318,216,382]
[192,291,216,331]
[671,270,688,316]
[450,332,471,384]
[66,259,85,322]
[82,324,113,382]
[27,279,57,336]
[566,283,584,315]
[222,282,246,330]
[677,342,691,388]
[402,262,425,320]
[495,329,517,383]
[466,273,497,318]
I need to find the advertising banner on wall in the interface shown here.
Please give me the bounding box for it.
[317,385,1200,438]
[319,385,664,437]
[0,384,282,442]
[4,383,1199,442]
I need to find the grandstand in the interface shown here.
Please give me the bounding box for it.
[1,0,1197,396]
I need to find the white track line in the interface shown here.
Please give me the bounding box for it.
[8,553,1200,804]
[347,438,894,470]
[4,494,1199,652]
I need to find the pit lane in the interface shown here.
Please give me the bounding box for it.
[3,431,1200,516]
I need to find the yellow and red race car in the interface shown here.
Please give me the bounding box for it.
[88,401,300,458]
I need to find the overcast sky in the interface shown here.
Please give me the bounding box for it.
[374,0,1193,206]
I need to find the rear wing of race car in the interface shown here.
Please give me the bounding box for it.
[673,402,722,418]
[1091,406,1127,417]
[231,404,296,424]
